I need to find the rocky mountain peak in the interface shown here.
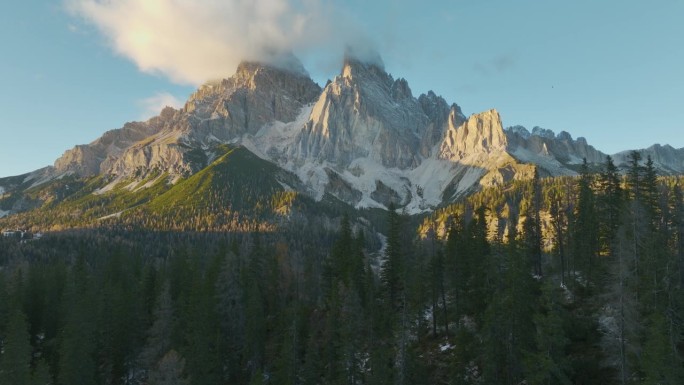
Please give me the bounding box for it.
[233,54,312,91]
[341,47,389,84]
[292,50,433,170]
[439,109,508,161]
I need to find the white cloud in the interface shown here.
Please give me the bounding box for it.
[65,0,351,86]
[138,92,184,120]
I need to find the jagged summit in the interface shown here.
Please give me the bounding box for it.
[292,50,431,170]
[440,109,507,161]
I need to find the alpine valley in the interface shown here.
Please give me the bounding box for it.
[2,52,684,385]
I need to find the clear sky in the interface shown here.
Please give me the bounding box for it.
[1,0,683,177]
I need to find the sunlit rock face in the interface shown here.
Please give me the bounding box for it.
[40,50,684,213]
[292,53,434,169]
[439,109,508,161]
[55,54,321,178]
[54,118,167,177]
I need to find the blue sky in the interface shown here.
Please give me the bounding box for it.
[1,0,683,177]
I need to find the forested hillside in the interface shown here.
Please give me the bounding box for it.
[1,152,683,385]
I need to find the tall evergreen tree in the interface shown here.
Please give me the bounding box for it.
[524,281,572,385]
[58,256,97,385]
[215,252,246,383]
[597,155,624,255]
[530,167,543,277]
[139,283,175,376]
[0,309,32,385]
[482,240,537,385]
[573,158,599,285]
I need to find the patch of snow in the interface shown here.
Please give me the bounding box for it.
[0,186,5,195]
[94,177,124,195]
[0,209,9,218]
[453,163,486,197]
[439,342,454,352]
[253,103,314,157]
[132,174,164,192]
[289,160,329,200]
[566,154,585,165]
[511,147,577,176]
[371,232,388,274]
[23,168,61,189]
[276,180,294,192]
[98,211,125,220]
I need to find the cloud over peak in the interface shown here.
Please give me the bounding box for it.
[66,0,339,85]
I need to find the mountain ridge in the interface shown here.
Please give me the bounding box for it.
[2,51,684,220]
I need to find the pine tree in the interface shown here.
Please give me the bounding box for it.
[0,309,32,385]
[215,252,246,383]
[139,283,175,376]
[58,256,97,385]
[597,155,624,255]
[626,150,643,203]
[602,221,640,385]
[524,281,572,385]
[482,237,538,385]
[573,158,599,285]
[641,313,684,385]
[530,167,543,277]
[672,184,684,288]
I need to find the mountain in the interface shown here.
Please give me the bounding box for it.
[2,50,684,225]
[613,144,684,174]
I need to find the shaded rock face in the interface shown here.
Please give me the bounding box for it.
[439,109,507,161]
[505,125,606,166]
[418,92,461,157]
[292,55,438,169]
[54,117,170,177]
[324,168,362,205]
[185,59,321,141]
[613,144,684,174]
[371,180,410,208]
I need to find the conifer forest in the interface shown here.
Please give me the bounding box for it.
[1,153,683,385]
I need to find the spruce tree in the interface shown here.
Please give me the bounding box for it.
[597,155,624,255]
[524,281,572,385]
[574,158,599,285]
[215,252,246,383]
[139,283,174,376]
[58,256,97,385]
[0,309,32,385]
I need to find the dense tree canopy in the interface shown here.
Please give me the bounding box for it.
[1,157,683,385]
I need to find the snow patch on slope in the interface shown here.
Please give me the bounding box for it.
[0,186,5,195]
[0,209,9,218]
[253,104,314,158]
[511,147,577,176]
[94,178,123,195]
